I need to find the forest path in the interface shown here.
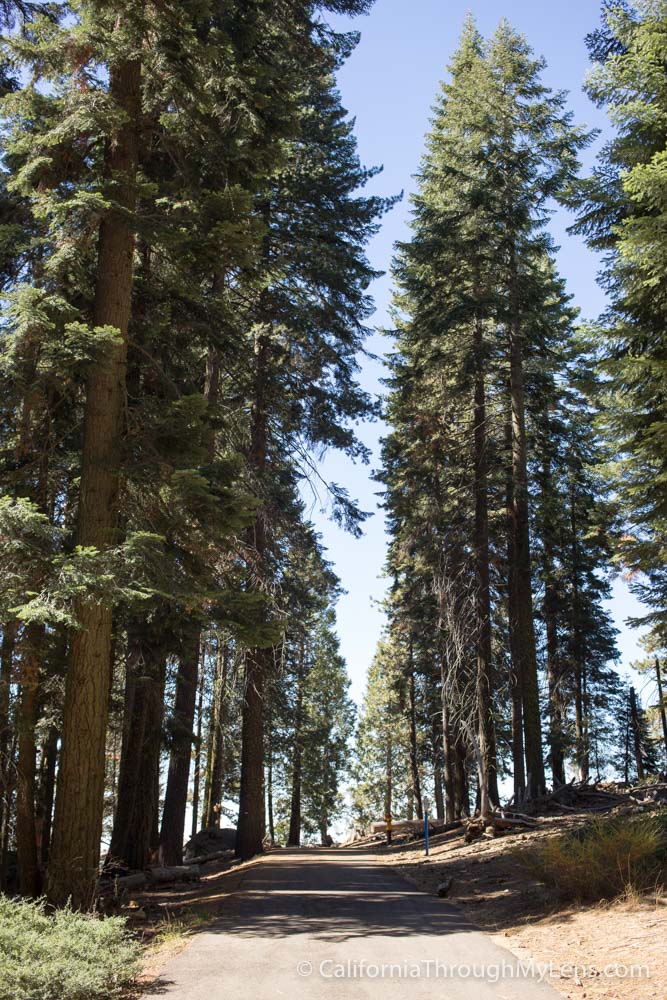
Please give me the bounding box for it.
[145,847,559,999]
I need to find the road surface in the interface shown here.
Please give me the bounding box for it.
[146,847,560,999]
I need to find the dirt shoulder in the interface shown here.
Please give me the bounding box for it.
[372,818,666,1000]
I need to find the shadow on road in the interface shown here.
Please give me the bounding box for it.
[205,848,475,942]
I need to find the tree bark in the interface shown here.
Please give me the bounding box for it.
[47,53,141,909]
[236,650,266,858]
[36,723,59,867]
[431,708,445,821]
[16,623,42,896]
[108,633,166,871]
[570,485,589,783]
[191,658,206,840]
[237,331,270,860]
[0,624,16,890]
[472,307,498,817]
[505,419,526,800]
[540,447,566,787]
[440,650,456,823]
[159,631,200,866]
[267,739,276,846]
[203,642,229,828]
[408,656,423,820]
[453,727,470,818]
[384,734,393,823]
[654,658,667,758]
[507,245,545,799]
[545,590,565,787]
[287,632,305,847]
[629,686,645,781]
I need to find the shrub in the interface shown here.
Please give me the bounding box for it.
[0,896,141,1000]
[518,813,667,902]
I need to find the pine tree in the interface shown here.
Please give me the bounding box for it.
[352,638,410,828]
[1,0,382,904]
[379,17,593,810]
[569,0,667,641]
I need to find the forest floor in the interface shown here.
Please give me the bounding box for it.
[372,815,667,1000]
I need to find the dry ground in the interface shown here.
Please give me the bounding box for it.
[373,817,667,1000]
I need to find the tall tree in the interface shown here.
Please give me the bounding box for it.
[569,1,667,642]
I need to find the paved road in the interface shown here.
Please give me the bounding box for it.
[146,848,560,999]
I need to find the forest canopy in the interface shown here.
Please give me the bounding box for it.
[0,0,665,912]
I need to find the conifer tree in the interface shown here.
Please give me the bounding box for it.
[569,0,667,640]
[380,18,592,807]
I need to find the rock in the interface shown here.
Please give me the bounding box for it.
[184,827,237,860]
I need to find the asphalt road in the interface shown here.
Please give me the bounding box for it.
[146,847,560,999]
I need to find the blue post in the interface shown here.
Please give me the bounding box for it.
[424,810,429,856]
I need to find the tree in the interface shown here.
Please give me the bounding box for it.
[352,639,410,829]
[233,34,390,858]
[569,1,667,642]
[378,17,593,812]
[1,0,381,904]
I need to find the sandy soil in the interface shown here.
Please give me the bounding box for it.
[374,819,667,1000]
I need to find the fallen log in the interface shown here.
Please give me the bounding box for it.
[494,816,536,830]
[185,849,232,866]
[111,872,147,892]
[147,865,201,883]
[499,810,538,825]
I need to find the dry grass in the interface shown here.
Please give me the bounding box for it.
[517,814,667,902]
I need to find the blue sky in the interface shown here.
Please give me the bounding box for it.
[305,0,651,707]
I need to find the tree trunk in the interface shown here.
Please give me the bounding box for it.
[237,331,270,860]
[544,535,565,788]
[159,631,200,866]
[236,650,266,858]
[629,686,645,781]
[384,734,393,822]
[0,623,16,889]
[191,659,206,840]
[47,53,141,909]
[287,632,305,847]
[36,723,59,868]
[440,651,456,823]
[507,248,545,799]
[540,447,565,788]
[408,657,423,820]
[16,623,42,896]
[654,658,667,758]
[108,633,166,871]
[473,308,498,817]
[203,642,229,828]
[453,728,470,818]
[570,485,589,783]
[267,744,276,846]
[431,708,445,821]
[545,598,565,787]
[505,428,526,802]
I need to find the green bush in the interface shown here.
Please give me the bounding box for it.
[0,896,141,1000]
[518,813,667,902]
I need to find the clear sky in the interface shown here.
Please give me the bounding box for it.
[305,0,651,708]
